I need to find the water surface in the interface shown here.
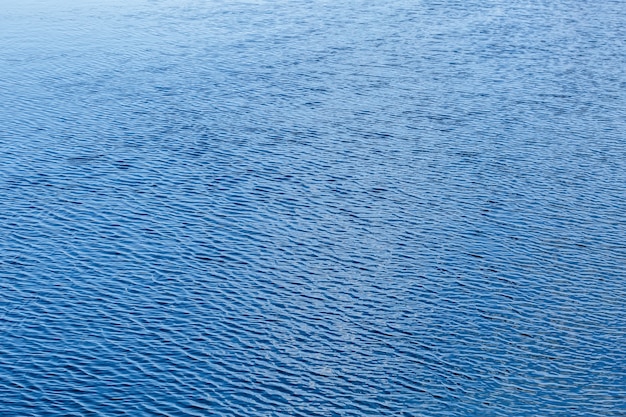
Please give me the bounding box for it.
[1,0,625,415]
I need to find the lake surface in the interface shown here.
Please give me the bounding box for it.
[1,0,625,415]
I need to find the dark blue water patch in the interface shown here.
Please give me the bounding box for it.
[1,0,625,415]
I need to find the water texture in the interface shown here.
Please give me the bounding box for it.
[1,0,625,415]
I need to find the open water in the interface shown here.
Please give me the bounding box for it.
[1,0,625,415]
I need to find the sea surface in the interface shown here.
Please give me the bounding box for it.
[1,0,625,415]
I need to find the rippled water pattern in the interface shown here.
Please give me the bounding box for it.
[1,0,625,415]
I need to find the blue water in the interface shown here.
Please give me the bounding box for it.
[1,0,625,415]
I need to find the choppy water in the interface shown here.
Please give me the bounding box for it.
[1,0,625,415]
